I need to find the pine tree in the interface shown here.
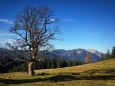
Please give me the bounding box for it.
[51,61,54,69]
[107,49,110,54]
[56,59,60,68]
[47,61,50,69]
[105,49,111,58]
[112,47,115,58]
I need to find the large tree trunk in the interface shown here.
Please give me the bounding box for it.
[28,61,35,76]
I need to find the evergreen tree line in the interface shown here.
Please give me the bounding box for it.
[102,46,115,60]
[0,61,27,73]
[0,58,83,73]
[34,58,83,69]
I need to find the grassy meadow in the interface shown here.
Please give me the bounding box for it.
[0,59,115,86]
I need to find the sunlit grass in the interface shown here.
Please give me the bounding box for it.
[35,58,115,74]
[0,58,115,86]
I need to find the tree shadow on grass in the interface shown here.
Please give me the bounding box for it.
[0,74,115,84]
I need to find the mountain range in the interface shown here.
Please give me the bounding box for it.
[0,48,104,64]
[51,49,104,62]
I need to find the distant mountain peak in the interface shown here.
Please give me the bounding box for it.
[87,49,98,53]
[0,48,104,63]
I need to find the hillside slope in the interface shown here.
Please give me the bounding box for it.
[0,59,115,86]
[35,58,115,74]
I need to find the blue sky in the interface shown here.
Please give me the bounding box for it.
[0,0,115,53]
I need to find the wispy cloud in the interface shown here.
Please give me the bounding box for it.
[0,39,15,44]
[0,31,17,47]
[51,18,55,22]
[0,33,16,37]
[0,19,13,24]
[64,18,75,22]
[0,31,17,38]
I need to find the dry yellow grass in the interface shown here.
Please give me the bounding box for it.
[35,59,115,74]
[0,58,115,86]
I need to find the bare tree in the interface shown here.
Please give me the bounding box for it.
[8,6,60,76]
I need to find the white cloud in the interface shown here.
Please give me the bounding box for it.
[0,31,17,39]
[0,39,16,48]
[51,18,55,22]
[0,19,13,24]
[0,31,17,46]
[64,18,75,22]
[0,33,15,36]
[0,33,16,36]
[0,39,15,44]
